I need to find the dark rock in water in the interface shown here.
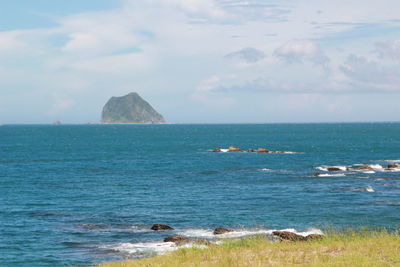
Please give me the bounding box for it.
[213,227,234,235]
[164,236,190,245]
[101,92,165,124]
[313,173,322,177]
[151,224,174,231]
[247,149,256,152]
[350,165,373,171]
[257,148,269,153]
[388,163,399,169]
[327,167,342,171]
[228,146,243,152]
[212,148,222,152]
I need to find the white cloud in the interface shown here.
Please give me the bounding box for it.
[375,40,400,61]
[274,39,329,66]
[225,47,266,63]
[340,54,400,91]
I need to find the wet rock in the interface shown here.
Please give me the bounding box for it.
[163,236,190,245]
[257,148,269,153]
[327,167,342,171]
[151,224,174,231]
[388,163,399,169]
[313,173,322,177]
[212,148,222,152]
[375,177,391,181]
[272,231,307,241]
[228,146,243,152]
[350,165,373,171]
[247,149,256,152]
[213,227,234,235]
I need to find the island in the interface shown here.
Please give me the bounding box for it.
[101,92,165,124]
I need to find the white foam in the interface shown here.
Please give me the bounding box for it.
[220,149,229,153]
[178,228,324,239]
[259,168,271,171]
[315,173,346,177]
[385,160,400,163]
[101,241,177,255]
[101,241,207,256]
[369,164,384,171]
[365,186,375,192]
[353,186,375,192]
[316,166,347,172]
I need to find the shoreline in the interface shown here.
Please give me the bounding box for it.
[98,229,400,266]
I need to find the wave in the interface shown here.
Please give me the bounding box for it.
[258,168,271,171]
[317,163,400,173]
[314,173,346,177]
[173,227,323,239]
[99,227,323,258]
[316,166,347,172]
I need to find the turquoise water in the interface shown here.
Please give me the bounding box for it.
[1,123,400,266]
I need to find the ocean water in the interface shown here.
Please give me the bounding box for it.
[1,123,400,266]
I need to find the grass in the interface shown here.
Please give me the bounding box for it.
[98,229,400,267]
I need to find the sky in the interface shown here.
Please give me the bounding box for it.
[1,0,400,123]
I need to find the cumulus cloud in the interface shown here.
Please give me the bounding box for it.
[375,40,400,60]
[340,54,400,90]
[274,39,329,66]
[224,47,266,63]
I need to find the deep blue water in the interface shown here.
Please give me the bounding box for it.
[1,123,400,266]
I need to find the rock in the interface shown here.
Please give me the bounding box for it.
[213,227,234,235]
[388,163,399,169]
[375,177,391,181]
[163,236,190,246]
[350,165,373,171]
[212,148,222,152]
[272,231,307,241]
[313,173,322,177]
[247,149,256,152]
[151,224,174,231]
[327,167,342,171]
[257,148,269,153]
[228,146,243,152]
[101,92,165,124]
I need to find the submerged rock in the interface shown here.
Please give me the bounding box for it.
[151,224,174,231]
[228,146,243,152]
[257,148,269,153]
[388,163,399,169]
[350,165,373,171]
[327,167,343,171]
[213,227,234,235]
[163,236,190,245]
[101,92,165,124]
[212,148,222,152]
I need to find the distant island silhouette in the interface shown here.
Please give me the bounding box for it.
[101,92,165,124]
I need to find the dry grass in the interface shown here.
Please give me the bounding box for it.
[98,230,400,267]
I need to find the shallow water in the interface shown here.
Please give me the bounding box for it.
[1,123,400,266]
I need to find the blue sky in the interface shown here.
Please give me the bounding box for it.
[1,0,400,123]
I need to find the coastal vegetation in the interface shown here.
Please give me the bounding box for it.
[99,229,400,267]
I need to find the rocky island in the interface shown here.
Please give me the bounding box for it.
[101,92,165,124]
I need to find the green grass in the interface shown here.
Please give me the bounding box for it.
[98,230,400,267]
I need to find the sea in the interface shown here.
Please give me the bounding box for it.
[1,123,400,266]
